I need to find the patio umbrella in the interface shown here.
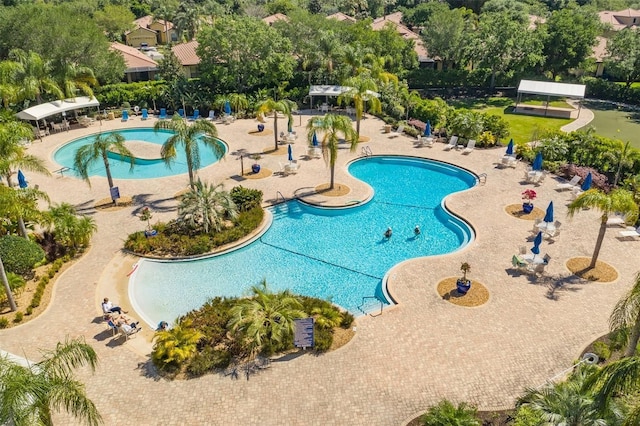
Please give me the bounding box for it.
[531,231,543,256]
[581,172,592,191]
[532,152,543,171]
[287,116,293,133]
[505,139,514,155]
[224,101,231,115]
[288,144,293,162]
[543,201,554,224]
[312,132,319,147]
[423,121,431,137]
[17,170,27,189]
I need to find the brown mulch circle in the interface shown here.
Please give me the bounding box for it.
[248,129,273,137]
[94,196,133,211]
[358,135,370,143]
[330,327,355,351]
[243,168,273,179]
[505,204,545,220]
[314,183,351,197]
[437,277,489,307]
[566,257,618,283]
[263,146,288,155]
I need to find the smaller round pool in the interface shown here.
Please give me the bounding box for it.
[53,128,226,179]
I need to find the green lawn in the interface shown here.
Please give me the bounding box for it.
[578,101,640,149]
[450,97,572,144]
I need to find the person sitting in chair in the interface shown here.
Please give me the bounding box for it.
[384,227,393,239]
[116,316,141,334]
[102,297,126,315]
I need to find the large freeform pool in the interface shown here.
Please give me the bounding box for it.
[130,156,477,325]
[53,128,226,179]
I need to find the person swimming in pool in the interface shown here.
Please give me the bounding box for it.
[414,225,421,236]
[384,227,392,239]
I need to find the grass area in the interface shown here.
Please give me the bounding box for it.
[578,101,640,149]
[451,97,572,143]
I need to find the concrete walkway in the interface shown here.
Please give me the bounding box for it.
[560,100,594,132]
[1,113,638,425]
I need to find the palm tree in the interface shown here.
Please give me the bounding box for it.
[55,62,97,99]
[154,116,222,188]
[255,98,297,151]
[586,356,640,425]
[228,280,305,358]
[0,184,50,239]
[178,180,237,234]
[228,93,249,117]
[306,113,358,190]
[152,318,203,370]
[45,203,97,251]
[610,272,640,357]
[73,132,134,198]
[0,337,102,426]
[339,73,381,137]
[0,254,17,311]
[0,120,48,187]
[420,399,480,425]
[0,60,22,108]
[9,49,64,103]
[568,189,639,269]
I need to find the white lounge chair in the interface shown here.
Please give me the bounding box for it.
[391,125,404,137]
[620,226,640,239]
[285,162,299,175]
[443,135,458,151]
[556,175,581,191]
[462,139,476,154]
[278,162,289,176]
[607,215,627,227]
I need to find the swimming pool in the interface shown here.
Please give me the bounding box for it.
[130,156,476,325]
[53,128,226,179]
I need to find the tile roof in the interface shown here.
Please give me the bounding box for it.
[598,9,640,31]
[110,42,158,71]
[372,12,403,25]
[262,13,289,25]
[172,40,200,66]
[133,15,174,31]
[327,12,356,23]
[592,36,608,62]
[371,16,430,61]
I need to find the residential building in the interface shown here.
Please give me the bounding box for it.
[172,40,200,79]
[125,15,177,48]
[110,42,158,83]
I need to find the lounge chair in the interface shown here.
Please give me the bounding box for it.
[207,110,215,121]
[191,109,199,120]
[512,255,528,273]
[606,215,627,227]
[391,125,404,137]
[285,162,299,175]
[443,136,458,151]
[501,155,517,168]
[462,139,476,154]
[178,108,185,118]
[278,162,289,176]
[308,147,321,159]
[106,319,118,336]
[118,325,138,341]
[141,109,148,120]
[159,108,167,120]
[620,226,640,239]
[121,110,129,122]
[556,175,581,191]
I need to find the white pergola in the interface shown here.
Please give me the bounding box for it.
[516,80,586,117]
[16,96,100,122]
[308,85,379,110]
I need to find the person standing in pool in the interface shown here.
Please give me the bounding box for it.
[384,227,393,239]
[414,225,421,237]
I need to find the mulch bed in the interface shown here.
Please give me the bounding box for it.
[243,168,273,179]
[314,183,351,197]
[248,129,273,136]
[505,204,544,220]
[331,327,355,351]
[566,257,618,282]
[437,278,489,307]
[358,135,371,143]
[94,196,133,211]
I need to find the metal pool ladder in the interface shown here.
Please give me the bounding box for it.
[275,191,287,204]
[358,295,384,317]
[361,146,373,157]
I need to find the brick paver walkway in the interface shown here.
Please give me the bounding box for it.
[1,113,637,425]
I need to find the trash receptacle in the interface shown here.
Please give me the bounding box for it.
[384,124,391,133]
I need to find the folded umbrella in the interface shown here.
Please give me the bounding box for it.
[581,172,592,191]
[17,170,27,189]
[505,139,514,155]
[423,121,431,137]
[224,101,231,115]
[312,132,318,147]
[532,152,543,171]
[288,144,293,162]
[531,231,543,256]
[543,201,554,224]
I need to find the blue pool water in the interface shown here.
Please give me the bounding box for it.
[53,128,225,179]
[130,156,476,325]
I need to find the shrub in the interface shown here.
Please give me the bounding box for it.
[512,405,544,426]
[420,400,479,425]
[13,311,23,323]
[592,341,611,361]
[230,186,263,212]
[0,235,45,275]
[313,327,333,352]
[25,306,33,316]
[187,347,232,376]
[0,318,8,328]
[558,164,610,192]
[340,312,355,329]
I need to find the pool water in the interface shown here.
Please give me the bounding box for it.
[53,128,225,179]
[130,156,476,325]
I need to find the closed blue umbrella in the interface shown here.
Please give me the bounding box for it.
[312,132,318,147]
[531,231,543,256]
[287,144,293,162]
[224,101,231,115]
[543,201,554,223]
[287,116,293,133]
[424,121,431,137]
[532,152,543,171]
[17,170,27,189]
[505,139,514,155]
[581,172,592,191]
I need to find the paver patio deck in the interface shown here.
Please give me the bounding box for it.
[1,110,637,425]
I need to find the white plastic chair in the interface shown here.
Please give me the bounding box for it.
[556,175,581,191]
[462,139,476,154]
[443,136,458,151]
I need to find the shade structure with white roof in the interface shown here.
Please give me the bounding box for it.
[308,85,380,111]
[515,80,586,118]
[16,96,100,121]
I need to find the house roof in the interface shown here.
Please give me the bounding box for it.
[327,12,356,23]
[598,9,640,31]
[518,80,585,99]
[134,15,174,31]
[110,42,158,72]
[372,12,403,25]
[124,26,157,36]
[172,40,200,66]
[262,13,289,25]
[592,36,608,62]
[16,97,100,121]
[371,16,429,61]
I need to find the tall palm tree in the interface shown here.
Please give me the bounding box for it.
[0,337,102,426]
[0,60,24,108]
[306,113,358,190]
[420,399,480,425]
[587,356,640,425]
[228,280,305,358]
[0,184,50,239]
[154,116,222,188]
[55,62,97,99]
[568,189,639,269]
[0,254,17,312]
[610,272,640,357]
[0,120,48,187]
[178,180,237,234]
[255,98,297,151]
[73,132,134,198]
[9,49,64,104]
[339,73,381,137]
